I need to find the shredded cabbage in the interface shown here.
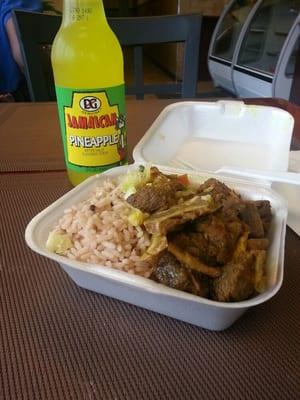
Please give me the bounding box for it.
[119,165,151,199]
[128,209,147,227]
[46,231,72,254]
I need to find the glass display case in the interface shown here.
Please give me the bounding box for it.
[208,0,259,93]
[208,0,300,99]
[212,0,258,62]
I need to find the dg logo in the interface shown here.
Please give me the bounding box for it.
[80,96,101,112]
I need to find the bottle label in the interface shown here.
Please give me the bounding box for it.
[55,84,127,173]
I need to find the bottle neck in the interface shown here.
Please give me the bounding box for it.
[62,0,107,25]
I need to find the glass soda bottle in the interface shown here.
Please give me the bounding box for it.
[51,0,127,186]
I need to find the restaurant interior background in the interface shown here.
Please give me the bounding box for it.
[21,0,300,103]
[2,0,297,105]
[46,0,228,97]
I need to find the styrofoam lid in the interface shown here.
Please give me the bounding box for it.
[133,101,294,174]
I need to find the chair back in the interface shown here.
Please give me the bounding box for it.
[12,10,61,101]
[112,14,202,99]
[12,10,202,101]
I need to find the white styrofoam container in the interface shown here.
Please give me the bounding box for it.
[133,101,294,172]
[25,164,287,331]
[133,100,300,236]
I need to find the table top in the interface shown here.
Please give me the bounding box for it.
[0,99,176,172]
[1,98,300,173]
[1,98,300,400]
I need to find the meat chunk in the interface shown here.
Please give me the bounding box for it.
[219,199,268,238]
[247,238,269,250]
[170,215,243,266]
[151,251,209,297]
[239,202,265,238]
[167,242,222,278]
[197,178,241,206]
[252,249,267,293]
[151,251,190,291]
[127,169,183,213]
[212,231,267,301]
[143,195,219,235]
[140,234,168,261]
[255,200,272,221]
[212,253,256,302]
[195,216,243,265]
[255,200,272,234]
[127,184,172,213]
[221,199,247,222]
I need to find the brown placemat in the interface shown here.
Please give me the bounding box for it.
[1,172,300,400]
[0,103,66,173]
[0,100,174,173]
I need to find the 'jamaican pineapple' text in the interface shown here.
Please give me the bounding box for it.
[67,112,117,129]
[69,134,119,148]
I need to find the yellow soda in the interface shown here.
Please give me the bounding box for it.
[51,0,127,186]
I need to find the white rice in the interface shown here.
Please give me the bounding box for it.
[51,179,152,278]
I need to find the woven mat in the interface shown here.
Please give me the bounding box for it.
[1,172,300,400]
[0,100,172,173]
[0,103,66,173]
